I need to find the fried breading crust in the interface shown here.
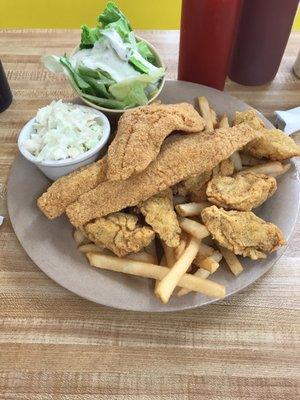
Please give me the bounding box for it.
[201,206,285,260]
[139,189,181,247]
[66,124,262,227]
[234,110,300,160]
[206,172,277,211]
[234,109,265,130]
[83,212,155,257]
[107,103,205,181]
[243,128,300,161]
[37,158,107,219]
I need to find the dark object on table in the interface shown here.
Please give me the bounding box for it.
[178,0,242,91]
[229,0,299,86]
[0,60,12,112]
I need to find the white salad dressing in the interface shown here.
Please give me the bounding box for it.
[71,35,140,83]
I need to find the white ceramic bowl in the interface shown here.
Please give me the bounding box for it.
[18,104,110,181]
[69,35,166,115]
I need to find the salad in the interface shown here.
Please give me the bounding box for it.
[23,100,104,161]
[44,2,165,110]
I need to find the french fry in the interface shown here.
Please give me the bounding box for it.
[154,250,167,290]
[241,161,288,177]
[87,252,225,300]
[210,107,218,128]
[155,237,203,303]
[179,218,210,240]
[198,96,214,132]
[194,247,222,273]
[79,243,106,253]
[240,153,265,166]
[197,242,215,258]
[210,250,223,263]
[79,244,155,264]
[230,151,243,171]
[218,245,243,276]
[219,114,229,128]
[73,229,90,246]
[162,241,176,267]
[194,255,219,273]
[175,202,211,217]
[129,251,155,264]
[174,233,188,260]
[177,268,210,296]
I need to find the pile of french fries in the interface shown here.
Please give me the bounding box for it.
[73,96,291,304]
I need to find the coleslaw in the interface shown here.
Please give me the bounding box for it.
[23,100,103,161]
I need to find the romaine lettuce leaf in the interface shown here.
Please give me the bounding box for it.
[129,50,161,74]
[109,68,164,106]
[129,56,150,74]
[104,18,131,41]
[98,2,132,31]
[80,25,101,49]
[82,76,110,98]
[123,83,148,107]
[77,65,115,85]
[81,93,130,109]
[59,56,95,95]
[137,41,156,64]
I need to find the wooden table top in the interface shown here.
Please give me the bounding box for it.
[0,30,299,399]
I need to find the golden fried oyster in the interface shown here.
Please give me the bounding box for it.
[84,212,155,257]
[201,206,285,260]
[206,172,277,211]
[234,110,300,161]
[243,129,300,161]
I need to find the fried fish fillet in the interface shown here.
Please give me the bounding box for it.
[66,124,262,227]
[234,110,300,160]
[107,103,205,181]
[234,109,265,130]
[206,172,277,211]
[139,189,181,247]
[201,206,285,260]
[37,158,107,219]
[243,128,300,160]
[83,212,155,257]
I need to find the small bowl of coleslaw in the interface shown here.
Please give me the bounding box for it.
[18,100,110,180]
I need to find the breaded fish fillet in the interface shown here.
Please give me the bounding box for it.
[66,124,262,227]
[206,172,277,211]
[234,110,300,160]
[37,158,107,219]
[83,212,154,257]
[107,103,205,181]
[243,128,300,161]
[139,189,181,247]
[201,206,285,260]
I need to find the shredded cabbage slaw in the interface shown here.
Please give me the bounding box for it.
[23,100,103,161]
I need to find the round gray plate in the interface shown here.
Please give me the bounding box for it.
[7,80,300,312]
